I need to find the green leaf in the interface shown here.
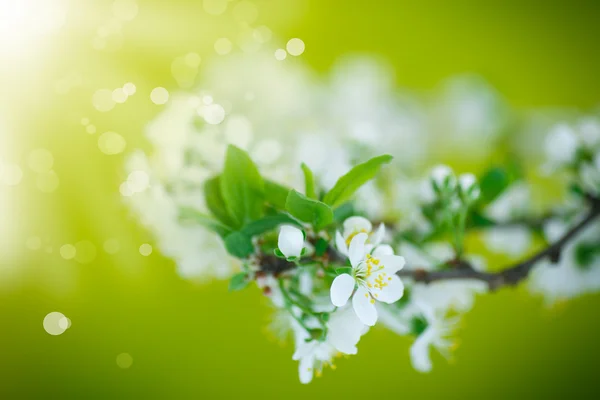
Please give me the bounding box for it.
[333,202,355,223]
[204,176,237,228]
[220,145,265,228]
[178,207,233,238]
[241,214,301,236]
[323,154,393,208]
[285,189,333,229]
[224,231,254,259]
[301,163,317,199]
[229,272,249,291]
[264,180,290,209]
[314,237,329,257]
[478,162,523,206]
[478,167,510,205]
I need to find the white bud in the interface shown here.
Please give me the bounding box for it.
[458,173,480,200]
[430,164,455,190]
[277,225,304,259]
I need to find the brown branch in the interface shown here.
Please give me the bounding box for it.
[257,195,600,291]
[397,196,600,290]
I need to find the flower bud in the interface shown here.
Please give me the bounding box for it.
[458,173,480,202]
[430,164,456,193]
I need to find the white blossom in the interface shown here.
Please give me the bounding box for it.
[529,218,600,304]
[409,302,459,373]
[544,124,579,166]
[292,305,366,384]
[330,233,405,326]
[335,216,385,256]
[483,226,533,257]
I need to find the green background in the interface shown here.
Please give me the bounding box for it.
[1,0,600,398]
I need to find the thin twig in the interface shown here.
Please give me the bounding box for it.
[397,196,600,290]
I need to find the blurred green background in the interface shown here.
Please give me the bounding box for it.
[1,0,600,398]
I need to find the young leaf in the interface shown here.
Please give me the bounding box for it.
[178,207,233,238]
[229,272,249,291]
[264,180,291,210]
[323,154,393,208]
[478,167,510,205]
[220,145,265,228]
[204,176,237,228]
[285,189,333,229]
[301,162,317,199]
[333,202,355,223]
[224,231,255,259]
[478,162,522,206]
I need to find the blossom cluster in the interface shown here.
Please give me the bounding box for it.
[123,52,600,382]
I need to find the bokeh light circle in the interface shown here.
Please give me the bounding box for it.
[43,312,70,336]
[286,38,305,56]
[150,87,169,105]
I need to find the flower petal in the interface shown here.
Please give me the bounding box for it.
[348,232,368,268]
[373,244,394,257]
[330,274,355,307]
[328,306,365,355]
[278,225,304,259]
[335,230,348,256]
[343,216,372,237]
[370,223,385,246]
[352,286,378,326]
[379,255,405,274]
[410,328,435,373]
[298,354,315,384]
[374,274,404,304]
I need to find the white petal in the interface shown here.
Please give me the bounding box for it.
[343,216,372,237]
[335,230,348,256]
[374,274,404,304]
[373,244,394,257]
[370,223,385,246]
[348,232,368,268]
[330,274,355,307]
[298,355,315,384]
[278,225,304,258]
[410,328,435,373]
[328,306,365,354]
[379,255,405,274]
[352,286,378,326]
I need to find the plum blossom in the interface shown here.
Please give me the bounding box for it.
[409,302,459,373]
[335,216,385,256]
[292,305,367,384]
[330,233,405,326]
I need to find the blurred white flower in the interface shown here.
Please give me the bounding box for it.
[292,305,366,384]
[483,226,533,257]
[484,182,531,223]
[529,218,600,304]
[544,124,579,167]
[409,302,459,373]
